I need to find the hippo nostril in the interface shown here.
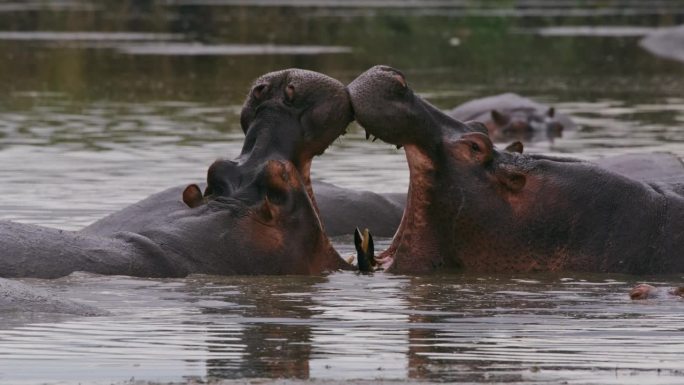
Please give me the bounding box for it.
[285,84,295,101]
[377,66,407,88]
[393,73,407,88]
[252,83,268,99]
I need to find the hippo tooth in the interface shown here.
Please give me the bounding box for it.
[372,136,378,142]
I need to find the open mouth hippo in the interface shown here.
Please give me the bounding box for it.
[349,65,684,275]
[0,69,357,278]
[83,68,404,238]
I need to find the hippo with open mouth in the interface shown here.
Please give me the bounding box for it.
[0,69,355,278]
[348,65,684,275]
[83,69,404,238]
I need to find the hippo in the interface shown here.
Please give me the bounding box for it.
[348,65,684,275]
[447,93,575,142]
[0,69,357,278]
[0,277,106,316]
[1,159,351,278]
[84,181,405,238]
[630,284,684,300]
[83,68,403,238]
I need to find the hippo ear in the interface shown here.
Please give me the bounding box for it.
[505,141,524,153]
[491,110,509,126]
[183,184,205,208]
[495,166,526,193]
[547,107,555,118]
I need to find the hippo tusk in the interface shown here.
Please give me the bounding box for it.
[354,227,376,272]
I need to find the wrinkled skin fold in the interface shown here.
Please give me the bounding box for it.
[348,65,684,275]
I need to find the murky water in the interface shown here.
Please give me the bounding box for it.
[0,1,684,384]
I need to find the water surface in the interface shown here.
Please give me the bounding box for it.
[0,1,683,384]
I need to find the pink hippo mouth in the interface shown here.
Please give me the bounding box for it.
[348,65,488,273]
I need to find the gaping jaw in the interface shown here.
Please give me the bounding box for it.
[347,65,490,273]
[205,159,352,274]
[347,65,484,150]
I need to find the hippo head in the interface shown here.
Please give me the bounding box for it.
[182,159,348,274]
[489,107,563,141]
[240,68,354,166]
[347,66,514,273]
[347,65,485,149]
[208,69,353,208]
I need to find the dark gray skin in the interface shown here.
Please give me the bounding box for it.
[84,181,405,238]
[0,69,356,278]
[1,159,350,278]
[0,277,106,316]
[448,93,575,142]
[349,65,684,274]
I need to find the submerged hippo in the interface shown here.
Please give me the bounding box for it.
[349,65,684,275]
[0,277,105,316]
[448,93,575,142]
[1,159,350,278]
[0,69,356,278]
[630,284,684,300]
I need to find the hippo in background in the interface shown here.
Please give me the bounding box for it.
[0,69,357,278]
[448,92,576,142]
[349,65,684,275]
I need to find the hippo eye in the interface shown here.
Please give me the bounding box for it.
[285,84,295,102]
[470,142,480,152]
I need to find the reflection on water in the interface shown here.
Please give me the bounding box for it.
[1,1,684,383]
[1,273,684,384]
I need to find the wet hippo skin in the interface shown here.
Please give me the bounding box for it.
[84,180,406,238]
[348,65,684,275]
[85,151,682,241]
[0,277,106,316]
[0,69,355,278]
[0,159,351,278]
